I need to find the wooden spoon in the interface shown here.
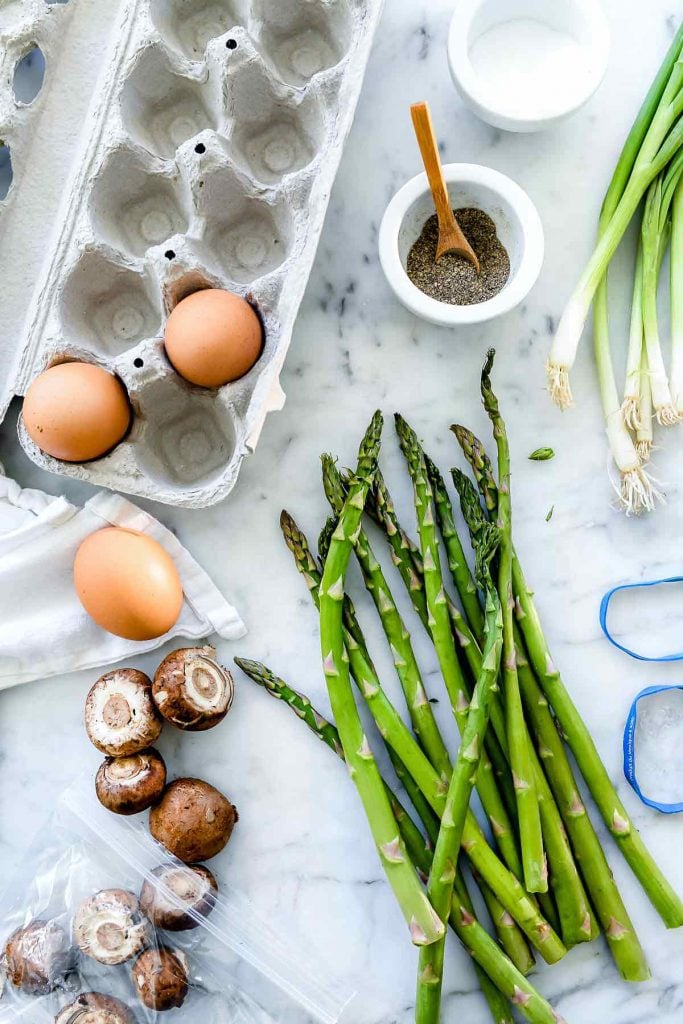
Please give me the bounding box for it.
[410,101,480,271]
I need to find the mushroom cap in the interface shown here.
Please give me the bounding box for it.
[73,890,150,966]
[3,918,73,994]
[95,749,167,816]
[132,947,189,1011]
[54,992,138,1024]
[85,670,162,757]
[139,864,218,931]
[152,647,234,732]
[149,778,238,863]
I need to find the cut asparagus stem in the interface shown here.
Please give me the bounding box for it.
[282,514,564,963]
[454,423,682,943]
[236,659,562,1024]
[481,352,546,894]
[416,525,504,1024]
[395,414,525,887]
[321,455,452,780]
[318,412,444,946]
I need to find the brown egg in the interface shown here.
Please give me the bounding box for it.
[23,362,131,463]
[164,288,263,388]
[74,528,183,641]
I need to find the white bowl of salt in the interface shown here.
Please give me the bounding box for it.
[448,0,610,133]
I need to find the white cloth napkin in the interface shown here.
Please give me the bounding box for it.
[0,474,245,689]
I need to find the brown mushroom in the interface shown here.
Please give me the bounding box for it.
[3,919,73,994]
[139,865,217,931]
[73,890,150,966]
[95,749,167,815]
[149,778,238,863]
[85,670,162,757]
[54,992,138,1024]
[152,647,234,731]
[132,947,189,1011]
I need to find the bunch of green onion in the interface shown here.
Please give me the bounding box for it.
[547,25,683,513]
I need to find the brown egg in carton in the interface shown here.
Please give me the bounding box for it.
[5,0,383,507]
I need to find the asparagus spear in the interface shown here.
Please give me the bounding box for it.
[512,556,683,929]
[281,511,564,963]
[453,424,657,978]
[416,522,504,1023]
[316,513,534,976]
[317,524,536,978]
[480,351,546,894]
[236,659,563,1024]
[451,467,597,948]
[318,411,443,946]
[424,454,485,639]
[361,463,584,943]
[361,466,517,818]
[394,414,523,885]
[321,454,452,781]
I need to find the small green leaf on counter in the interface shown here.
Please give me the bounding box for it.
[545,505,554,522]
[529,447,555,461]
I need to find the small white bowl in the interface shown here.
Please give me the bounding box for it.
[378,163,544,326]
[448,0,610,133]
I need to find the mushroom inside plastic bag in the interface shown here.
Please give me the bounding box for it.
[0,776,356,1024]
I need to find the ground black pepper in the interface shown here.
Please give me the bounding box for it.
[406,207,510,305]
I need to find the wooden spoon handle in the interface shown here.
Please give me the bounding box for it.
[410,101,456,233]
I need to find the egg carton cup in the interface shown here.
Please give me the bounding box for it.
[0,0,383,507]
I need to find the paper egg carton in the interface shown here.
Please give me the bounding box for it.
[1,0,383,507]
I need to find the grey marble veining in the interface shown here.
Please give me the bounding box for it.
[3,2,683,1022]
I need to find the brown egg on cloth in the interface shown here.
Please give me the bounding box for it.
[164,288,263,388]
[22,362,131,462]
[74,528,183,640]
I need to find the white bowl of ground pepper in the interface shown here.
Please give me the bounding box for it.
[378,163,544,326]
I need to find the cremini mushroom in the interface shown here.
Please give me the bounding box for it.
[85,669,162,757]
[149,778,238,863]
[139,864,218,931]
[3,919,73,994]
[132,947,189,1011]
[95,749,167,815]
[152,647,234,731]
[54,992,138,1024]
[73,890,150,966]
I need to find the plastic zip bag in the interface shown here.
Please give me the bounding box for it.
[0,776,355,1023]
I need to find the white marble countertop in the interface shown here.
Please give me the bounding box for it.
[3,2,683,1022]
